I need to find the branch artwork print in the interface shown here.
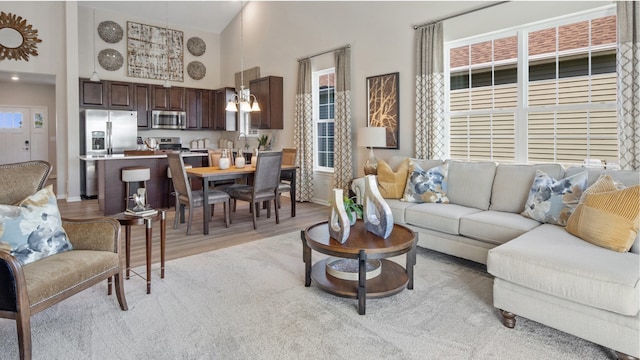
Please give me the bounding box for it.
[367,72,399,148]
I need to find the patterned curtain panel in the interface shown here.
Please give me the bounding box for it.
[294,59,314,201]
[415,22,445,160]
[617,2,640,171]
[333,48,353,194]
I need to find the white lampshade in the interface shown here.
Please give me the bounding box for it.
[357,127,387,148]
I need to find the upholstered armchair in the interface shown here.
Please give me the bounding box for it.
[0,161,128,360]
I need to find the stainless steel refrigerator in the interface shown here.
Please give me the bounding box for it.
[80,109,138,198]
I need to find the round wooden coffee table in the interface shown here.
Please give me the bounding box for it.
[301,220,416,315]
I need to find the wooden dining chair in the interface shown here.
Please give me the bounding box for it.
[229,151,283,229]
[167,152,230,234]
[277,148,297,213]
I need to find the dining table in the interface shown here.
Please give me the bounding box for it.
[186,164,297,235]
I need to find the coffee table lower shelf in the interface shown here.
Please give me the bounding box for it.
[311,258,409,298]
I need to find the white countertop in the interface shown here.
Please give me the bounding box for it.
[79,152,207,161]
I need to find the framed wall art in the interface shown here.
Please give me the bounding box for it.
[127,21,184,81]
[366,72,399,149]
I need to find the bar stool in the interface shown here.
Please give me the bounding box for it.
[122,166,151,210]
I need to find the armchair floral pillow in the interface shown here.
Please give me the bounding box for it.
[0,185,72,265]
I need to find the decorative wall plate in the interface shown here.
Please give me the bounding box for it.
[98,48,123,71]
[187,61,206,80]
[97,20,123,43]
[187,37,206,56]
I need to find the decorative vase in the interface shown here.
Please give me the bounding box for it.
[328,189,350,243]
[235,149,245,168]
[219,149,230,170]
[363,175,393,239]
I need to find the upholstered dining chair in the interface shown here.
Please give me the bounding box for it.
[277,148,297,213]
[229,151,283,229]
[167,152,230,235]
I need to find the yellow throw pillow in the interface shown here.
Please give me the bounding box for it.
[579,174,623,202]
[566,185,640,252]
[376,158,410,199]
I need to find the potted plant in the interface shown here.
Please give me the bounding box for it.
[343,195,363,225]
[257,135,269,150]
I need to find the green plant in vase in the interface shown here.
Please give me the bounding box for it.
[257,135,269,150]
[343,195,363,225]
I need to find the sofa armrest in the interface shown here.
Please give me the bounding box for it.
[62,217,122,254]
[351,176,378,205]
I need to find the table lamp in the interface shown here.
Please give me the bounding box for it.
[357,127,387,175]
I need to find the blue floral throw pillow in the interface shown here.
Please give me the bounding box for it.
[401,161,449,203]
[0,185,72,265]
[521,170,588,226]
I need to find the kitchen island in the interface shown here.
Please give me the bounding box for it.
[79,152,207,215]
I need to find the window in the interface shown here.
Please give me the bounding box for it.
[313,68,335,171]
[238,88,258,138]
[0,111,24,129]
[446,7,617,166]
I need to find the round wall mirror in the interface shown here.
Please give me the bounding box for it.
[0,11,42,61]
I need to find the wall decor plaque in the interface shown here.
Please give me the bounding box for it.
[0,11,42,61]
[98,48,124,71]
[187,36,206,56]
[366,72,400,149]
[187,61,206,80]
[98,20,123,43]
[127,21,183,81]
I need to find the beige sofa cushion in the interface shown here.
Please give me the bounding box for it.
[487,224,639,316]
[490,164,564,213]
[564,166,640,187]
[459,211,541,245]
[381,199,414,224]
[405,203,481,235]
[447,161,497,210]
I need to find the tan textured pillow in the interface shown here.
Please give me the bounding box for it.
[579,174,623,202]
[377,158,410,199]
[566,185,640,252]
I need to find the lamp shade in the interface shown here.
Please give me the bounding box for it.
[357,127,387,148]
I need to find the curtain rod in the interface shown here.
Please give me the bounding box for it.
[297,44,351,62]
[413,1,509,30]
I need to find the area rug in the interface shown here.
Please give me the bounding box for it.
[0,231,614,359]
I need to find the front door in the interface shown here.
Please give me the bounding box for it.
[0,106,48,165]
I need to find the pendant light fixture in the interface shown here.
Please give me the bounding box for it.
[90,9,100,82]
[163,1,171,88]
[226,0,260,112]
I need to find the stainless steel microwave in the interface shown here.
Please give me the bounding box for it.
[151,110,186,129]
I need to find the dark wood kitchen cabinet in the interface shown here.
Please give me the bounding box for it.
[134,84,151,128]
[79,79,107,108]
[106,81,134,110]
[249,76,283,129]
[80,79,135,110]
[213,87,237,131]
[185,88,212,129]
[151,86,185,111]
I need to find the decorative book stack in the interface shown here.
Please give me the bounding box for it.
[125,207,158,217]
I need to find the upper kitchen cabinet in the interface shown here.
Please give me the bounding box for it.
[79,79,134,110]
[134,84,151,128]
[79,79,107,108]
[213,87,237,131]
[185,88,212,129]
[151,86,185,111]
[249,76,283,129]
[106,81,135,110]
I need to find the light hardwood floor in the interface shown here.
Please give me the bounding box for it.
[57,197,329,268]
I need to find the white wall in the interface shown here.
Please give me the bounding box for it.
[219,1,612,202]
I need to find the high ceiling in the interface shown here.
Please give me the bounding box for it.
[79,1,241,34]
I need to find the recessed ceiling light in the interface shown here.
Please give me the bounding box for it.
[11,75,19,81]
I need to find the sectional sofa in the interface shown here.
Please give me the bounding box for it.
[351,156,639,359]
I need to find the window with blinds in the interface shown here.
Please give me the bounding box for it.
[446,8,618,166]
[313,68,336,171]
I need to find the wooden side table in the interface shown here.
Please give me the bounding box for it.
[112,210,166,294]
